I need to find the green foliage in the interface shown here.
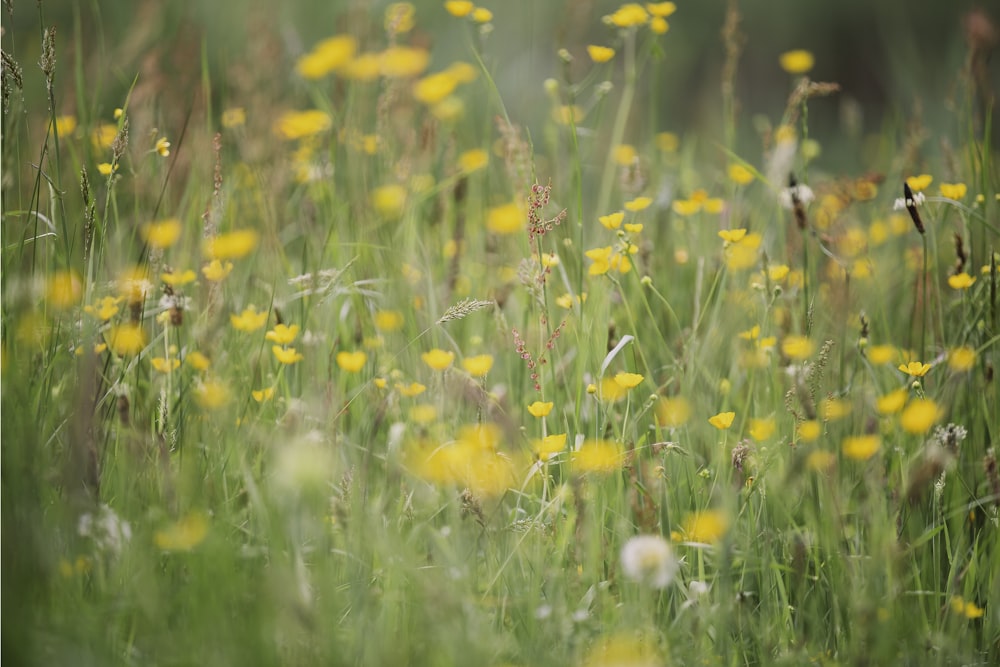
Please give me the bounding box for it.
[2,1,999,665]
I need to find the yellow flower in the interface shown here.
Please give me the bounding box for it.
[462,354,494,377]
[336,351,367,373]
[422,348,455,371]
[738,325,760,341]
[613,144,637,166]
[782,335,815,360]
[867,344,896,365]
[842,434,881,461]
[295,35,357,79]
[194,379,229,409]
[444,1,474,17]
[380,46,430,78]
[767,264,791,283]
[152,357,180,373]
[155,136,170,157]
[533,433,567,458]
[571,440,623,474]
[939,182,967,199]
[805,449,836,472]
[948,272,976,290]
[186,351,211,372]
[821,398,852,421]
[486,201,524,234]
[91,123,118,150]
[900,399,941,435]
[779,49,814,74]
[83,296,122,321]
[798,420,821,442]
[649,16,669,33]
[413,71,461,105]
[458,148,488,173]
[471,7,493,23]
[273,109,332,140]
[409,404,438,424]
[703,198,725,214]
[708,411,735,430]
[948,346,976,372]
[599,211,625,230]
[430,97,464,122]
[718,228,747,244]
[599,377,628,402]
[341,52,381,81]
[671,199,701,216]
[374,310,405,332]
[161,268,196,286]
[154,512,208,551]
[905,174,934,193]
[142,218,183,249]
[898,361,931,377]
[230,306,268,332]
[527,401,554,417]
[272,345,304,365]
[203,229,259,260]
[221,107,246,128]
[587,45,616,63]
[950,596,985,620]
[396,381,426,397]
[749,417,776,441]
[371,184,408,218]
[614,372,644,389]
[265,324,300,345]
[252,387,275,402]
[876,388,908,415]
[655,131,678,152]
[624,196,652,212]
[655,396,691,427]
[54,115,77,137]
[106,323,146,356]
[43,270,83,309]
[201,259,234,281]
[97,162,117,176]
[646,2,676,17]
[728,163,754,185]
[680,509,729,544]
[607,3,649,28]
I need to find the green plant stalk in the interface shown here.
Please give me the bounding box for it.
[595,28,638,220]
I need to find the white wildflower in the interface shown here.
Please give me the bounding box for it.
[893,191,925,210]
[779,183,815,210]
[77,504,131,556]
[620,534,678,589]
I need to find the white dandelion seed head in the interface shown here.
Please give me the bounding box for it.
[779,184,815,210]
[620,534,678,589]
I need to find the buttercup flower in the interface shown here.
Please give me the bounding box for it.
[779,50,814,74]
[527,401,554,417]
[265,324,300,346]
[587,45,616,63]
[708,411,735,430]
[336,351,368,373]
[422,348,455,371]
[842,434,880,461]
[462,354,494,377]
[948,273,976,290]
[898,361,931,377]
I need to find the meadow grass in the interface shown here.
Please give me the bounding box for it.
[2,1,999,665]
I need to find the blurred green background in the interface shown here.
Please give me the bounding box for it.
[5,0,997,171]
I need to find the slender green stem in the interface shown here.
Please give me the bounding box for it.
[595,28,638,219]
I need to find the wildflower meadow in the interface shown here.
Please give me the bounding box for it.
[2,1,999,665]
